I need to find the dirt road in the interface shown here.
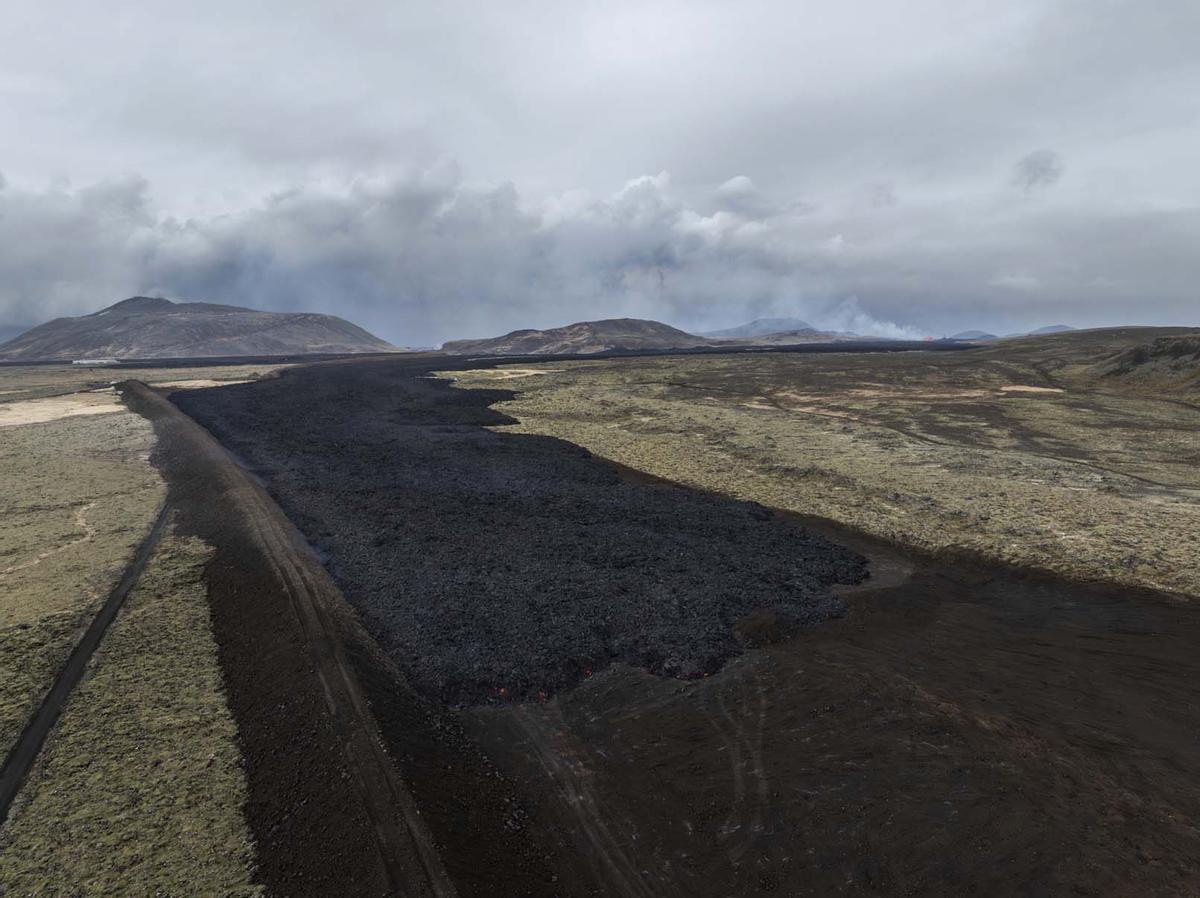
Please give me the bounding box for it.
[121,381,458,898]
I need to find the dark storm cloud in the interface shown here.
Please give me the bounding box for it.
[1013,151,1064,193]
[1,0,1199,340]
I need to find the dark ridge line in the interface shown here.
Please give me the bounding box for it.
[0,339,978,368]
[0,501,172,825]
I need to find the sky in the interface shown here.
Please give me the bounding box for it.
[1,0,1198,346]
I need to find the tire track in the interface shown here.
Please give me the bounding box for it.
[511,704,663,898]
[120,380,457,898]
[0,501,171,824]
[240,484,456,897]
[707,666,770,864]
[0,501,98,576]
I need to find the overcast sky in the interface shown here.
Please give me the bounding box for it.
[1,0,1197,345]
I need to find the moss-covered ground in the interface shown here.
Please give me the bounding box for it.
[444,328,1200,598]
[0,406,163,757]
[0,529,260,896]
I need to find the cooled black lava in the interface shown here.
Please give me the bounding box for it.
[176,356,867,705]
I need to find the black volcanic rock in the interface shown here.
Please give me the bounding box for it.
[176,358,868,705]
[0,296,396,360]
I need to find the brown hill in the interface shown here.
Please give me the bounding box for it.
[441,318,710,355]
[1091,331,1200,394]
[0,297,396,361]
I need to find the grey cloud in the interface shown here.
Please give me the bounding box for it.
[1,0,1199,340]
[1013,150,1064,192]
[2,167,1197,347]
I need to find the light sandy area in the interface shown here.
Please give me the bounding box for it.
[452,367,561,380]
[148,378,253,390]
[0,393,123,427]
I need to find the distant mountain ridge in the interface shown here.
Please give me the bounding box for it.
[441,318,710,355]
[442,316,893,355]
[0,296,396,360]
[1004,324,1077,338]
[1030,324,1075,335]
[703,317,814,338]
[949,325,1075,341]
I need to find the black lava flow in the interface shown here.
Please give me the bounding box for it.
[176,357,868,705]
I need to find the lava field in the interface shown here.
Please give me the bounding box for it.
[175,356,868,705]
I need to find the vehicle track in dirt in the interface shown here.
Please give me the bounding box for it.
[0,501,171,824]
[120,380,458,898]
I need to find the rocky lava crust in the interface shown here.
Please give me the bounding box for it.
[175,356,867,705]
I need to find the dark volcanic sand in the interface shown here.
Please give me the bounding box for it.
[175,358,867,705]
[125,380,561,897]
[167,353,1200,896]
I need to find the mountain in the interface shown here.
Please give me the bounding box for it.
[441,318,710,355]
[1030,324,1075,335]
[950,330,999,341]
[1005,324,1077,338]
[703,317,814,338]
[0,296,396,361]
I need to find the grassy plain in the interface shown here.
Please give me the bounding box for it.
[446,327,1200,598]
[0,401,163,756]
[0,529,260,896]
[0,363,260,894]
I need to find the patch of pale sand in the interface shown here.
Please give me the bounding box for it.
[776,388,991,402]
[149,378,253,390]
[851,388,991,400]
[453,367,561,380]
[762,395,864,422]
[999,384,1065,394]
[0,393,123,427]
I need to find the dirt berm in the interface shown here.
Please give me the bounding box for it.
[120,381,559,897]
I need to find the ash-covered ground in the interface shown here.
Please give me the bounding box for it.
[175,357,866,705]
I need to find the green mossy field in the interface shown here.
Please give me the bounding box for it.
[446,328,1200,598]
[0,529,260,896]
[0,405,163,757]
